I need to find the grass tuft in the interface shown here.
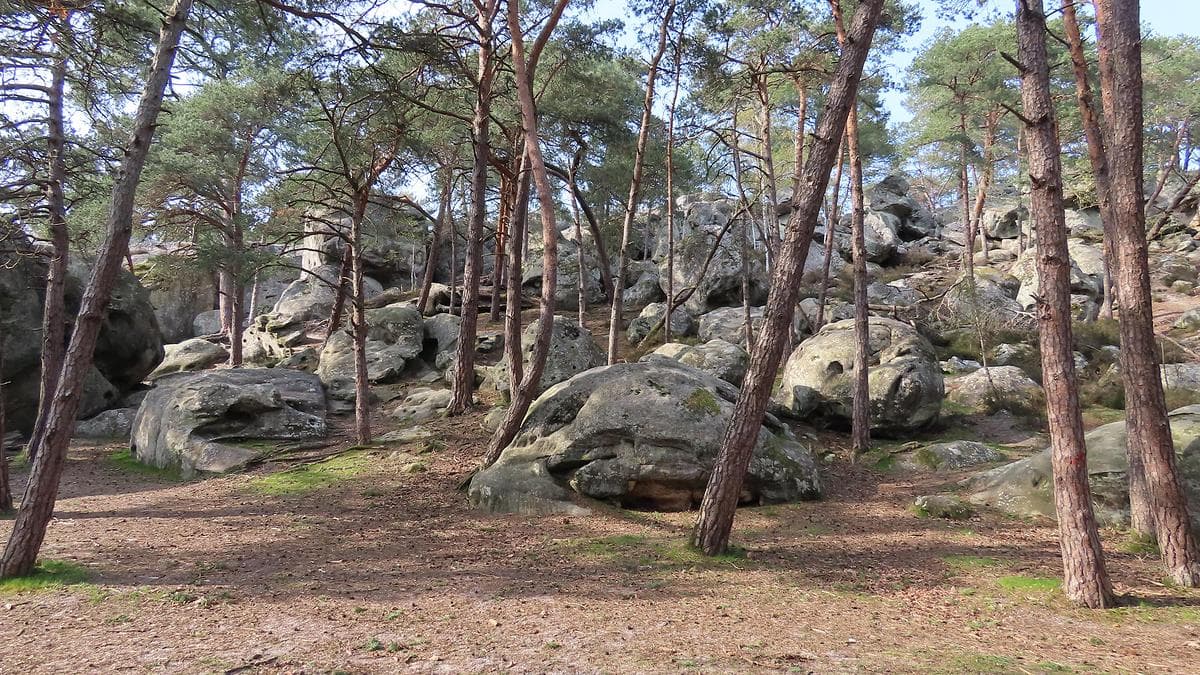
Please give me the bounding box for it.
[996,575,1061,593]
[247,451,370,496]
[0,560,90,594]
[109,449,184,481]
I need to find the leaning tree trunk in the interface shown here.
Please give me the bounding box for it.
[417,167,453,314]
[482,0,568,466]
[0,0,194,579]
[1095,0,1200,586]
[449,10,497,415]
[830,0,871,457]
[690,0,884,556]
[1016,0,1115,608]
[28,18,71,463]
[606,0,676,364]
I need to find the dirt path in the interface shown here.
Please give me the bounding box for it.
[2,408,1199,674]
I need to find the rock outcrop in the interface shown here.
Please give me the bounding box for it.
[131,369,327,478]
[775,317,944,433]
[469,361,821,515]
[966,405,1200,528]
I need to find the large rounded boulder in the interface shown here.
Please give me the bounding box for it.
[469,361,821,515]
[966,405,1200,528]
[0,238,164,432]
[131,369,327,478]
[491,315,605,398]
[775,317,943,433]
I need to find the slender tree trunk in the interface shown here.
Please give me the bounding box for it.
[1016,0,1115,608]
[450,4,498,415]
[756,71,781,264]
[417,166,452,314]
[1145,122,1184,214]
[28,19,72,462]
[504,152,531,395]
[490,173,513,324]
[226,227,245,366]
[959,108,976,278]
[792,74,807,198]
[0,0,193,579]
[830,0,871,456]
[815,139,846,330]
[691,0,883,556]
[482,0,568,465]
[350,193,371,445]
[969,115,998,267]
[607,0,676,364]
[664,40,682,345]
[325,246,353,342]
[0,339,12,513]
[1095,0,1200,586]
[569,160,587,327]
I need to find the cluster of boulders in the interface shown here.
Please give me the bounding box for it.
[8,167,1200,528]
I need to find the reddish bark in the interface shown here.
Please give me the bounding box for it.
[1016,0,1114,608]
[690,0,884,556]
[0,0,194,579]
[1095,0,1200,586]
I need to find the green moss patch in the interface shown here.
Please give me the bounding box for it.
[557,533,748,571]
[0,560,90,594]
[996,575,1061,594]
[247,451,371,496]
[683,388,721,416]
[108,449,184,482]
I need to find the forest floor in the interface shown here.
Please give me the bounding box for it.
[3,413,1200,674]
[4,311,1200,673]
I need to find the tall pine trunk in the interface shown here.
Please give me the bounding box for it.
[1095,0,1200,586]
[482,0,568,466]
[449,4,498,414]
[1016,0,1114,608]
[606,0,675,363]
[0,0,194,579]
[350,193,371,445]
[815,140,846,330]
[830,0,870,456]
[28,17,71,462]
[691,0,883,556]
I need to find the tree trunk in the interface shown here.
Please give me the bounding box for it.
[1095,0,1200,586]
[959,108,975,279]
[1016,0,1115,608]
[449,6,498,415]
[606,0,676,364]
[569,160,587,327]
[350,193,371,445]
[417,167,453,314]
[792,74,807,198]
[482,0,568,466]
[0,339,12,513]
[815,139,846,330]
[504,152,532,396]
[325,246,353,342]
[664,41,682,344]
[0,0,194,579]
[830,0,871,456]
[690,0,884,556]
[1061,0,1137,514]
[756,71,781,264]
[969,114,998,268]
[28,19,72,463]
